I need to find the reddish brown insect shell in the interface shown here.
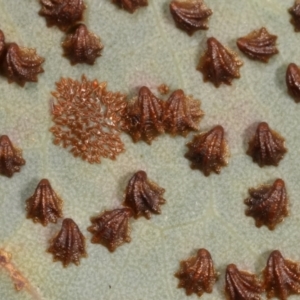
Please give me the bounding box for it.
[286,63,300,103]
[123,170,166,219]
[162,89,204,137]
[50,75,127,163]
[225,264,264,300]
[170,0,213,35]
[48,218,87,267]
[121,86,164,144]
[111,0,148,13]
[247,122,287,167]
[39,0,86,31]
[0,135,25,178]
[236,27,278,63]
[263,250,300,300]
[244,179,288,230]
[175,248,218,297]
[289,1,300,32]
[0,30,5,60]
[185,125,229,176]
[87,207,133,252]
[197,37,243,87]
[1,43,44,87]
[26,179,63,226]
[62,24,103,65]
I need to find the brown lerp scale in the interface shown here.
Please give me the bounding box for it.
[263,250,300,300]
[123,170,166,219]
[87,207,133,252]
[62,24,103,65]
[286,63,300,103]
[247,122,287,167]
[162,89,204,137]
[48,218,87,267]
[185,125,229,176]
[289,0,300,32]
[236,27,278,63]
[169,0,213,36]
[26,179,63,226]
[197,37,243,87]
[244,179,288,230]
[1,43,44,87]
[39,0,86,31]
[121,86,164,144]
[175,249,218,297]
[50,75,127,163]
[112,0,148,13]
[225,264,264,300]
[0,135,25,178]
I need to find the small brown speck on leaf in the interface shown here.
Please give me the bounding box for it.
[50,75,127,163]
[157,83,169,95]
[197,37,243,87]
[123,170,166,219]
[48,218,87,267]
[175,249,218,297]
[88,207,133,252]
[225,264,264,300]
[236,27,278,62]
[111,0,148,13]
[26,179,63,226]
[286,63,300,103]
[121,86,164,144]
[162,89,204,137]
[39,0,86,31]
[263,250,300,300]
[170,0,213,35]
[247,122,287,167]
[1,43,44,87]
[185,125,229,176]
[62,23,103,65]
[289,0,300,32]
[244,179,288,230]
[0,135,25,178]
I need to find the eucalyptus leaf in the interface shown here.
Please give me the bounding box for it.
[0,0,299,299]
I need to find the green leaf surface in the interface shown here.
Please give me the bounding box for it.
[0,0,299,299]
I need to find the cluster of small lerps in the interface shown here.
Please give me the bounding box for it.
[38,0,104,66]
[0,133,295,297]
[0,1,104,87]
[175,248,300,300]
[170,0,300,101]
[164,1,300,299]
[29,170,166,266]
[0,139,167,266]
[2,0,300,96]
[119,86,292,298]
[0,0,150,87]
